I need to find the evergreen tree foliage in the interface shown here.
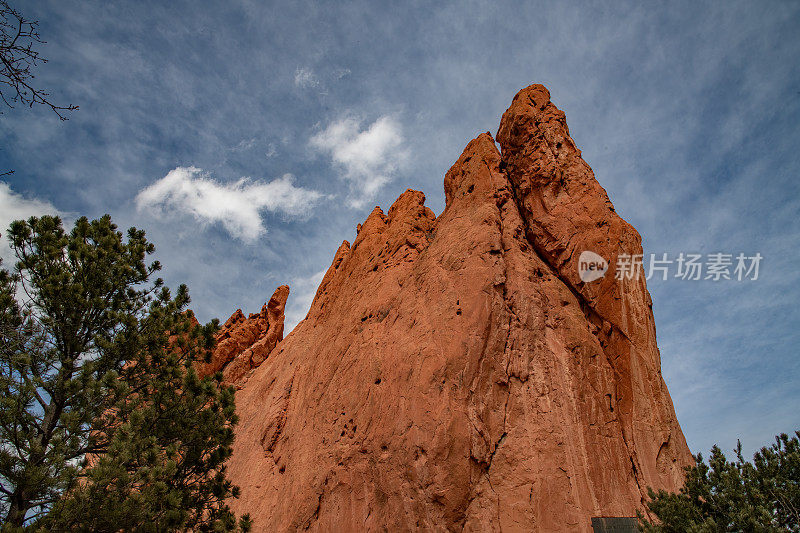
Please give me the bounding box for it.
[640,431,800,532]
[0,215,249,531]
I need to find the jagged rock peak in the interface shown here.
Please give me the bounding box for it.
[198,285,289,386]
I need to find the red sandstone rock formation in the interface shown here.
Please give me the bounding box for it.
[224,84,692,531]
[197,285,289,385]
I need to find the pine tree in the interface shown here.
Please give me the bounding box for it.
[640,431,800,532]
[0,215,249,531]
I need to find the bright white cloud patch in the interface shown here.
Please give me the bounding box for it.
[0,182,61,267]
[294,67,319,89]
[135,167,322,242]
[310,115,405,208]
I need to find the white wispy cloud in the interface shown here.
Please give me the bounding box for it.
[310,115,405,208]
[294,67,319,89]
[230,137,258,152]
[0,183,62,268]
[135,167,322,242]
[333,67,351,80]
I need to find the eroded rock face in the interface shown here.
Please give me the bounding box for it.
[197,285,289,385]
[225,85,692,531]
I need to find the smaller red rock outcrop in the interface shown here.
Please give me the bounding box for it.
[197,285,289,385]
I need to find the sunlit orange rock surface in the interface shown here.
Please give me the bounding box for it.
[198,285,289,385]
[220,84,692,531]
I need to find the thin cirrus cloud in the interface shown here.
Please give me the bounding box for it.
[135,167,323,242]
[310,115,405,208]
[294,67,319,89]
[284,269,326,333]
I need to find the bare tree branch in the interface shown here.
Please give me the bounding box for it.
[0,1,77,120]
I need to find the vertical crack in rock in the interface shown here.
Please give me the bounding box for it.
[260,377,293,459]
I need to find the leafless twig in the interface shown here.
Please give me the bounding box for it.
[0,1,77,120]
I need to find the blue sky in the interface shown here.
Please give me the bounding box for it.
[1,0,798,459]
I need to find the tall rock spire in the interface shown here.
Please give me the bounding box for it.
[497,84,690,501]
[222,84,691,531]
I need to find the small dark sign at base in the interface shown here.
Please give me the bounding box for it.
[591,517,639,532]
